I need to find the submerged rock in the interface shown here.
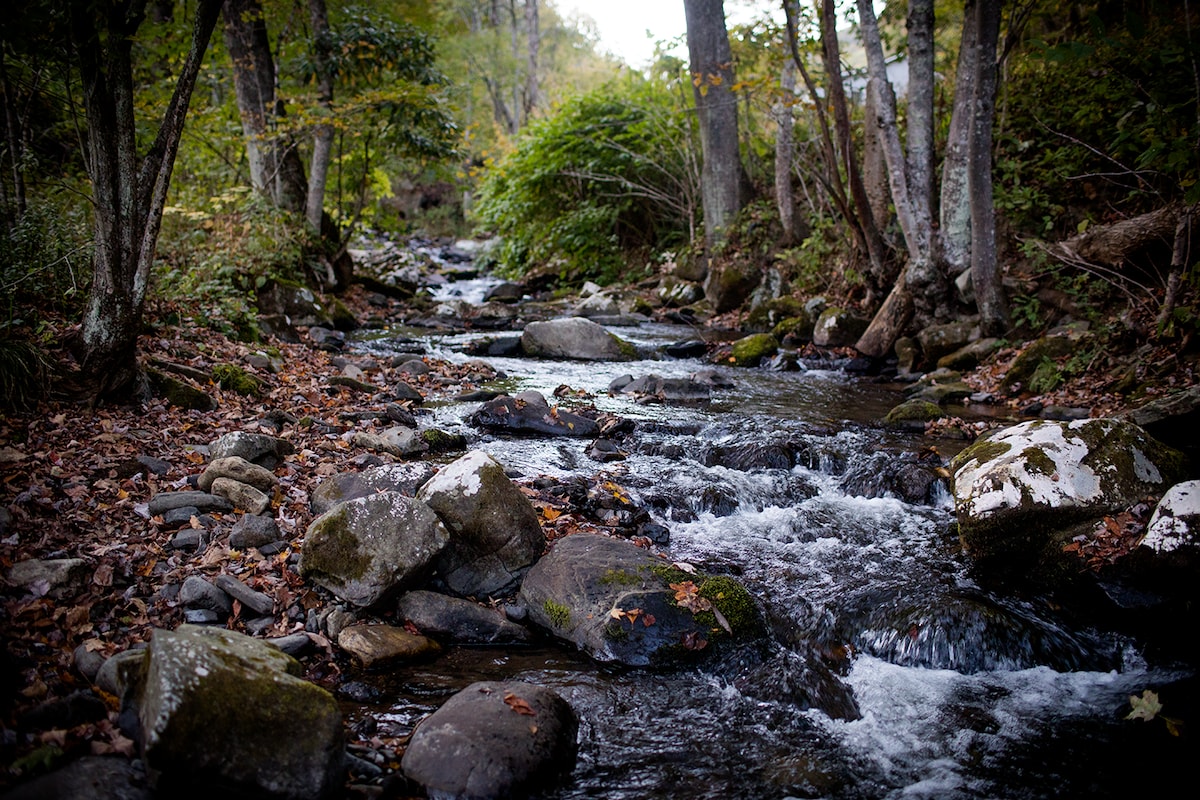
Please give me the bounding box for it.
[136,625,342,799]
[518,533,763,666]
[951,418,1186,575]
[470,390,600,438]
[402,680,578,800]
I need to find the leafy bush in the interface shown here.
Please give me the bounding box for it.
[998,7,1200,238]
[474,79,699,286]
[0,198,91,325]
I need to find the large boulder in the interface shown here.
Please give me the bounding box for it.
[416,451,546,598]
[401,681,577,800]
[704,258,760,313]
[397,590,532,644]
[469,391,600,438]
[309,462,436,516]
[916,319,979,369]
[518,533,763,666]
[519,317,633,361]
[951,418,1186,574]
[135,625,342,799]
[299,492,449,607]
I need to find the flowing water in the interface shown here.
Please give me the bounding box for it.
[349,313,1193,799]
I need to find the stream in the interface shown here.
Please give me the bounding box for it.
[342,262,1192,799]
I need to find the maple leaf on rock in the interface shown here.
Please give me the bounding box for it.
[503,692,537,716]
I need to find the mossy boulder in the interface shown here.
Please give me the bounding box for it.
[883,399,946,430]
[916,319,979,369]
[704,258,761,313]
[211,363,262,396]
[135,625,342,799]
[730,333,779,367]
[416,451,546,598]
[255,279,331,328]
[299,491,449,607]
[951,418,1187,576]
[518,533,764,667]
[1000,335,1078,393]
[147,369,216,411]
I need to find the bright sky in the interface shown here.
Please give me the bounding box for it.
[552,0,689,67]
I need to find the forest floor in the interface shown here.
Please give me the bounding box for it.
[1,278,1197,788]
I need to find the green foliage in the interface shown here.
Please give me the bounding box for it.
[998,6,1200,236]
[0,333,51,413]
[474,79,698,286]
[0,198,91,325]
[154,191,312,340]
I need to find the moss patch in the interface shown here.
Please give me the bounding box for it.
[542,599,571,629]
[421,428,467,454]
[730,333,779,367]
[599,568,643,587]
[301,513,371,586]
[212,363,262,396]
[950,438,1013,472]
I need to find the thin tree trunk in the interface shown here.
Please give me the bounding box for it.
[820,0,889,293]
[774,58,797,246]
[906,0,935,226]
[940,0,979,278]
[305,0,334,233]
[1156,205,1193,333]
[862,78,890,238]
[523,0,540,124]
[223,0,306,212]
[73,0,222,401]
[0,50,27,223]
[782,2,853,231]
[969,0,1008,336]
[684,0,746,245]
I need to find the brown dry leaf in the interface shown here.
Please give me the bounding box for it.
[503,692,537,716]
[92,562,114,587]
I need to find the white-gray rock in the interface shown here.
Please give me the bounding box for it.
[520,317,632,362]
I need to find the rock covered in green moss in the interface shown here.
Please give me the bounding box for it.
[729,333,779,367]
[147,369,216,411]
[211,363,262,396]
[300,491,449,607]
[951,418,1186,571]
[518,533,763,667]
[999,334,1078,392]
[883,399,946,430]
[136,625,342,799]
[416,451,546,598]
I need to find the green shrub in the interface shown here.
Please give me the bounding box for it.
[474,79,698,286]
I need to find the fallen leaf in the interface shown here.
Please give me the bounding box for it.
[503,692,537,716]
[93,563,114,587]
[1126,689,1162,722]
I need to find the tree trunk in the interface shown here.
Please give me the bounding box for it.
[1156,205,1194,334]
[223,0,306,213]
[940,0,979,278]
[854,0,940,357]
[305,0,334,233]
[774,59,797,246]
[862,79,890,240]
[906,0,935,226]
[684,0,747,246]
[72,0,222,402]
[523,0,540,124]
[820,0,889,291]
[968,0,1009,336]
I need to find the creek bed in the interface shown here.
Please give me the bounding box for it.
[347,320,1193,799]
